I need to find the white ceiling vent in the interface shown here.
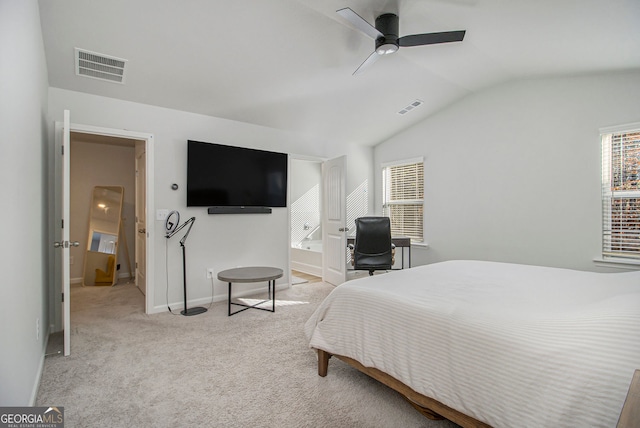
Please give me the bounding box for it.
[75,48,128,84]
[397,99,424,115]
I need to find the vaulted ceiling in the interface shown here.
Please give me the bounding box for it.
[39,0,640,147]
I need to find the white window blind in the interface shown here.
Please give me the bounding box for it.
[602,128,640,259]
[382,160,424,242]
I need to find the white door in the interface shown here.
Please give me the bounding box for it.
[322,156,347,285]
[135,143,147,295]
[54,110,73,356]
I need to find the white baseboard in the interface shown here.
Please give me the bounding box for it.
[71,272,133,286]
[151,283,290,314]
[291,261,322,277]
[30,324,51,406]
[117,271,134,280]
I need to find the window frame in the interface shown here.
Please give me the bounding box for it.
[601,122,640,261]
[381,157,424,243]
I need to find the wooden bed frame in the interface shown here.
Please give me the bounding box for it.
[316,348,492,428]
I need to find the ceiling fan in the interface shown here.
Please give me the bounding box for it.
[336,7,466,75]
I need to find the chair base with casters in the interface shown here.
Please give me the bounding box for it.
[348,217,395,276]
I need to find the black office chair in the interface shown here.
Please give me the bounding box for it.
[348,217,395,276]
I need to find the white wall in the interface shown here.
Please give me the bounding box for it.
[290,159,322,203]
[0,0,50,405]
[48,88,333,312]
[344,143,375,234]
[375,71,640,272]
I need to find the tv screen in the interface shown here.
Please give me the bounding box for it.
[187,140,288,207]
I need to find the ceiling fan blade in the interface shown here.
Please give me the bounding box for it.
[337,7,383,40]
[353,51,381,76]
[398,30,466,47]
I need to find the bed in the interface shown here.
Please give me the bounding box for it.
[304,260,640,427]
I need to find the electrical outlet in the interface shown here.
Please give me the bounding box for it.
[206,268,214,279]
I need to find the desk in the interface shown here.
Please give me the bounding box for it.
[217,266,283,316]
[347,236,411,269]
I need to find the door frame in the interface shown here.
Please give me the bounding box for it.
[54,122,155,322]
[134,142,147,296]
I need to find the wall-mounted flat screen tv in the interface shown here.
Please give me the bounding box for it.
[186,140,288,207]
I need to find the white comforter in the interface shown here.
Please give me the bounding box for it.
[305,260,640,427]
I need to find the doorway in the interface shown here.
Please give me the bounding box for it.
[288,155,348,285]
[290,158,323,281]
[69,133,139,294]
[53,122,154,331]
[53,117,154,356]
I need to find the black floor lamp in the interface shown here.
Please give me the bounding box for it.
[165,211,207,316]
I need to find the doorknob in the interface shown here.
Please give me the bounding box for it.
[339,227,349,232]
[53,241,63,248]
[71,241,80,247]
[138,228,146,233]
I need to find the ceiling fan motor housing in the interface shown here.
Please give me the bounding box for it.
[375,13,399,53]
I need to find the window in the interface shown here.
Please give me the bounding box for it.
[601,125,640,260]
[382,158,424,242]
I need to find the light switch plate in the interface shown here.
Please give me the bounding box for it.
[156,209,169,221]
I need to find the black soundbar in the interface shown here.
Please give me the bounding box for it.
[207,206,272,214]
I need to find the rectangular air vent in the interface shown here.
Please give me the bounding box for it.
[75,48,127,84]
[397,99,424,115]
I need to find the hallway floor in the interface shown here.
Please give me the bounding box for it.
[291,270,321,284]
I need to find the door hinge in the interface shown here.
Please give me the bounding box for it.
[61,219,64,229]
[61,145,64,155]
[61,293,64,303]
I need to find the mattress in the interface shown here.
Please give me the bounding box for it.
[304,260,640,427]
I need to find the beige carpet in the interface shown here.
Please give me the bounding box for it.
[37,281,460,428]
